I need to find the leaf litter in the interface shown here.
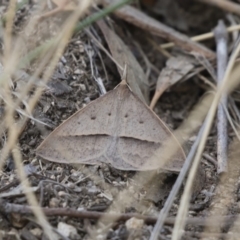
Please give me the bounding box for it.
[0,0,239,239]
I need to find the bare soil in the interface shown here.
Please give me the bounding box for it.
[0,1,239,240]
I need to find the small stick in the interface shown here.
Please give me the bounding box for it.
[0,198,239,227]
[202,153,218,168]
[214,20,228,174]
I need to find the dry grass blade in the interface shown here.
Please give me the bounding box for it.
[214,20,228,174]
[150,122,206,240]
[150,92,212,240]
[172,29,240,240]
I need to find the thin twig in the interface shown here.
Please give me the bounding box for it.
[0,198,240,227]
[90,26,110,83]
[161,24,240,49]
[202,153,218,168]
[214,20,228,173]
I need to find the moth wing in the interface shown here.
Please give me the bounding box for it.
[115,84,185,171]
[36,89,118,164]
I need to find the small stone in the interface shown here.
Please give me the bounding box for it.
[74,69,83,75]
[125,217,144,230]
[31,158,38,166]
[67,182,75,189]
[30,228,42,237]
[49,197,60,208]
[71,172,81,181]
[9,174,15,181]
[56,167,63,172]
[57,222,78,238]
[84,97,90,103]
[119,181,126,186]
[71,169,79,176]
[228,178,235,183]
[77,207,85,211]
[79,83,86,91]
[129,186,135,193]
[50,175,55,180]
[24,164,37,176]
[58,191,68,197]
[88,186,100,195]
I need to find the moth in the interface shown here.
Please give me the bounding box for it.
[36,80,185,171]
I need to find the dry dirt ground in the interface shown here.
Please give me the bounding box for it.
[0,0,240,239]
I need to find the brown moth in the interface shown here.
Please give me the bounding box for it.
[36,80,185,171]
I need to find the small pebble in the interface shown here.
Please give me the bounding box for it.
[79,83,86,91]
[125,217,144,230]
[50,175,56,180]
[74,69,83,75]
[56,167,63,172]
[77,207,85,211]
[67,182,75,189]
[58,191,68,197]
[31,158,38,166]
[57,222,78,238]
[30,228,42,238]
[49,197,60,208]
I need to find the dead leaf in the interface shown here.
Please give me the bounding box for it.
[97,20,149,104]
[150,55,195,109]
[36,80,185,171]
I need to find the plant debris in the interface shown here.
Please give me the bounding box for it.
[0,0,240,239]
